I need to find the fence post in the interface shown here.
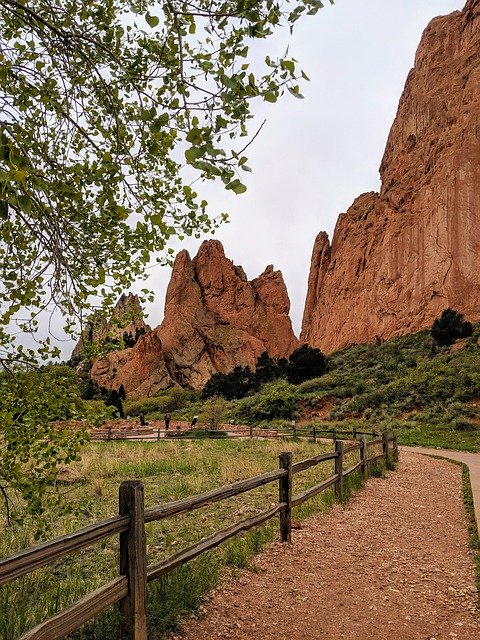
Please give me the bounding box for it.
[334,440,344,501]
[382,431,389,467]
[157,428,161,442]
[393,433,399,462]
[332,429,337,444]
[353,428,357,439]
[360,435,368,480]
[119,481,147,640]
[313,427,316,443]
[279,452,292,543]
[107,425,112,442]
[250,424,253,439]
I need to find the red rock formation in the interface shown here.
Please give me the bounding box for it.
[301,0,480,353]
[91,330,174,398]
[72,293,150,358]
[158,240,298,388]
[90,241,298,395]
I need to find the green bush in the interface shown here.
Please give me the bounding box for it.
[124,396,173,416]
[431,308,473,346]
[234,380,299,423]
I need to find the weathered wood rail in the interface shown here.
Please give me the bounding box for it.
[90,424,380,442]
[0,433,398,640]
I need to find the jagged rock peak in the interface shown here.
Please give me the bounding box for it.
[72,292,150,358]
[159,239,298,389]
[91,330,174,399]
[88,241,299,396]
[301,2,480,353]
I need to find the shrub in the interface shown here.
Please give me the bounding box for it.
[431,308,473,346]
[234,380,299,423]
[454,420,477,432]
[285,344,326,385]
[124,396,173,416]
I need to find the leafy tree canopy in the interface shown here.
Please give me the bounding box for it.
[200,394,230,428]
[0,0,331,524]
[202,364,257,400]
[431,308,473,347]
[255,350,278,384]
[285,343,326,384]
[0,0,332,354]
[0,365,92,532]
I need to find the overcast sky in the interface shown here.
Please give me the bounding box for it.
[129,0,463,340]
[36,0,462,357]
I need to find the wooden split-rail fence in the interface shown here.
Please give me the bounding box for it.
[0,432,398,640]
[90,423,380,442]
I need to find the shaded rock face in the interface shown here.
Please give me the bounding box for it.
[301,1,480,353]
[72,293,150,358]
[158,240,298,389]
[90,241,298,396]
[91,331,174,398]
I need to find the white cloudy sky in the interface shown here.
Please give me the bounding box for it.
[45,0,462,356]
[132,0,463,339]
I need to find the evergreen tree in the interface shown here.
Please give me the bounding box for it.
[431,309,473,346]
[286,344,326,385]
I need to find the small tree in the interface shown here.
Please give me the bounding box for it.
[286,344,326,385]
[200,396,231,429]
[255,351,279,384]
[103,388,125,419]
[431,309,473,346]
[202,365,257,400]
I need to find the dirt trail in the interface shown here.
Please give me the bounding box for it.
[173,452,479,640]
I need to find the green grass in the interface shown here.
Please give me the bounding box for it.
[461,464,480,608]
[0,437,369,639]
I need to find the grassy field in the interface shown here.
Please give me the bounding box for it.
[0,437,367,639]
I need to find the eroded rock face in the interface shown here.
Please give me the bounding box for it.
[90,241,298,395]
[72,293,150,358]
[301,0,480,353]
[158,240,298,388]
[91,331,174,399]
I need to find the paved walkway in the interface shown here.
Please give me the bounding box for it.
[401,446,480,533]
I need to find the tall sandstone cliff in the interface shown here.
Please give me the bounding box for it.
[91,241,298,396]
[301,0,480,353]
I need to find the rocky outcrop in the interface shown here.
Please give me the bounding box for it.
[72,293,150,358]
[158,240,298,389]
[301,0,480,353]
[91,330,174,398]
[89,241,298,395]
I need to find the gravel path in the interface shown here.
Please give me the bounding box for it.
[174,452,479,640]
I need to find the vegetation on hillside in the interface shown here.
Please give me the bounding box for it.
[122,312,480,451]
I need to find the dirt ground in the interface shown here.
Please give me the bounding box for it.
[173,452,480,640]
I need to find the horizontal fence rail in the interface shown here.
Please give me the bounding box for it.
[2,431,398,640]
[90,424,381,443]
[0,516,130,586]
[144,468,286,523]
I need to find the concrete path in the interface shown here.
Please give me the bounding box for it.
[401,446,480,534]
